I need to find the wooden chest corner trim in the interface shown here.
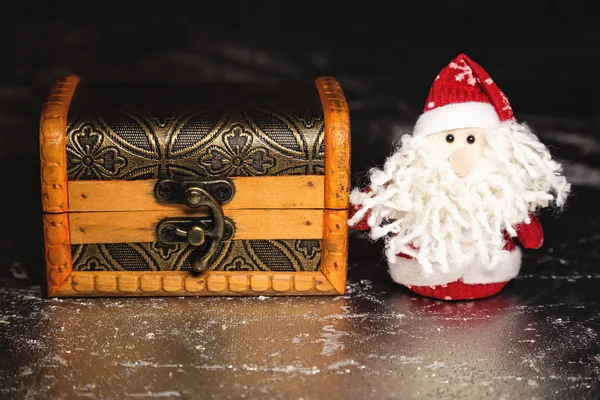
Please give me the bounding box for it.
[40,75,80,213]
[43,213,73,296]
[315,77,350,296]
[320,209,349,294]
[41,75,80,295]
[315,77,350,210]
[52,271,341,296]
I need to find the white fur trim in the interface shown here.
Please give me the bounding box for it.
[387,247,522,286]
[388,257,467,287]
[462,247,522,284]
[413,102,501,137]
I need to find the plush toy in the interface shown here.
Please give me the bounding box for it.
[348,54,571,300]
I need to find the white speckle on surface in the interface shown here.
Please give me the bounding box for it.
[120,361,180,368]
[49,355,67,366]
[326,360,366,370]
[528,380,539,387]
[321,313,371,320]
[424,361,447,370]
[522,357,541,373]
[292,334,305,344]
[315,325,346,355]
[268,365,320,375]
[332,295,350,301]
[125,391,182,398]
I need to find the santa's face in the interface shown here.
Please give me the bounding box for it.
[425,127,488,178]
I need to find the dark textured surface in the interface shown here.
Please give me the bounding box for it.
[1,4,600,399]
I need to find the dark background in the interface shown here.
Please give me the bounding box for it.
[1,2,599,282]
[1,2,600,399]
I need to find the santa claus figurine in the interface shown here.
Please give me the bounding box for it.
[348,54,571,300]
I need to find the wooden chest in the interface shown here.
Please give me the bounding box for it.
[40,76,350,297]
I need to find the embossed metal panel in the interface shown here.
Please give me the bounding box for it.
[65,83,325,180]
[71,239,322,272]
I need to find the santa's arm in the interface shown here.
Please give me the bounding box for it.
[348,187,373,231]
[515,214,544,249]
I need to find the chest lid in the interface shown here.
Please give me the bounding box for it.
[40,76,350,214]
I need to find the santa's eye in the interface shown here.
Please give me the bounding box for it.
[445,134,454,143]
[466,135,475,144]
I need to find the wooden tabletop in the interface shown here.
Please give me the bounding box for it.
[1,4,599,399]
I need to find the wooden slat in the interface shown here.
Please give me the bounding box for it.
[69,209,323,244]
[67,176,324,212]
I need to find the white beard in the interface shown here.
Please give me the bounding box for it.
[348,120,571,276]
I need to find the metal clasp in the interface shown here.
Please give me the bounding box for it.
[154,177,236,272]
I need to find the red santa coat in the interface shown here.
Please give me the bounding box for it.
[349,199,544,299]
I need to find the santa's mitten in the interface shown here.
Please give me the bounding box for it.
[516,214,544,249]
[349,204,371,231]
[406,280,509,301]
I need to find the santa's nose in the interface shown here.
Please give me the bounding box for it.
[448,146,483,178]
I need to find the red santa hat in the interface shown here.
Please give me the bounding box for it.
[413,54,515,137]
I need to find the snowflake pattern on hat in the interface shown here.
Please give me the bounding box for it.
[413,54,515,137]
[449,60,477,86]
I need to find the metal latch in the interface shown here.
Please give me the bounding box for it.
[154,177,236,272]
